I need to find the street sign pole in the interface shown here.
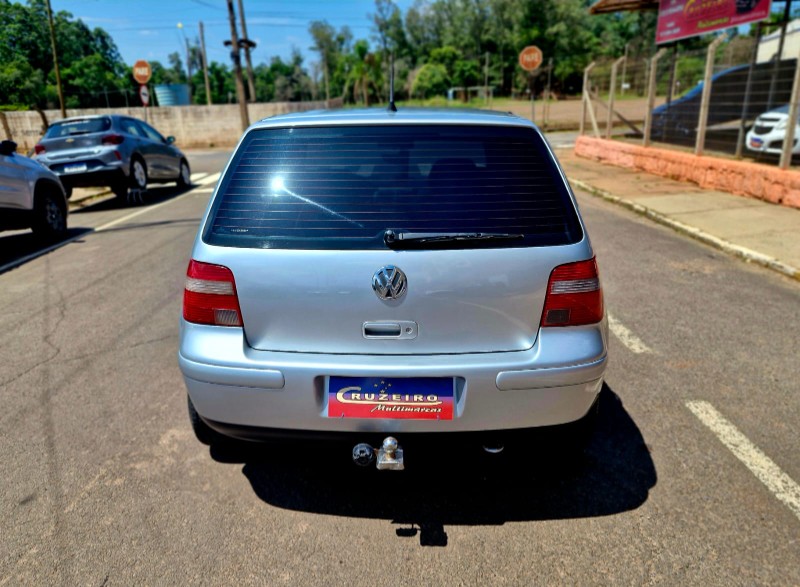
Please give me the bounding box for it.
[530,72,535,124]
[518,46,544,125]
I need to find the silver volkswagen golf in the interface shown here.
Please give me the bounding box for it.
[179,108,607,469]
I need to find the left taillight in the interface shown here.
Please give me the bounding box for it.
[183,260,243,327]
[34,144,46,155]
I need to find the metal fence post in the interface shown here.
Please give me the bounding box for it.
[606,55,626,139]
[779,45,800,169]
[643,48,667,147]
[581,61,596,136]
[695,34,727,156]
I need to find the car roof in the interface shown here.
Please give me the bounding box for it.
[51,114,124,124]
[252,107,535,130]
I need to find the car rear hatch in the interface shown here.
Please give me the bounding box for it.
[201,123,586,355]
[38,117,114,162]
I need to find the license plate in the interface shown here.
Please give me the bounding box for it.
[750,138,763,148]
[64,164,87,174]
[328,377,454,420]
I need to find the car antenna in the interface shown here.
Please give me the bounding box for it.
[387,52,397,113]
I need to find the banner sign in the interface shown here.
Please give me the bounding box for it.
[656,0,772,45]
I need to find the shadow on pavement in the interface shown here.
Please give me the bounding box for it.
[71,183,194,215]
[212,384,656,547]
[0,184,195,274]
[0,227,92,271]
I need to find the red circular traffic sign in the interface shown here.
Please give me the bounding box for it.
[139,84,150,106]
[519,46,543,72]
[132,60,152,85]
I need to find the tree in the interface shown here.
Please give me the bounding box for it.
[345,40,381,105]
[411,63,448,98]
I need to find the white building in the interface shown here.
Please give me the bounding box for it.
[757,19,800,63]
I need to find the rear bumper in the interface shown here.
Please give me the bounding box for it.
[178,319,608,435]
[37,153,127,188]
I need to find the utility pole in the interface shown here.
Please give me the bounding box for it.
[226,0,249,130]
[236,0,257,102]
[178,23,193,103]
[44,0,65,117]
[484,52,489,105]
[199,21,212,105]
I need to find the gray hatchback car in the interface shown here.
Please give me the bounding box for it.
[179,108,607,469]
[33,114,190,200]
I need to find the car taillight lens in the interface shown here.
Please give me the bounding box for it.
[101,133,124,145]
[183,260,243,327]
[540,258,603,327]
[34,144,46,155]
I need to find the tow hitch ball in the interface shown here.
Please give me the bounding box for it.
[352,437,404,471]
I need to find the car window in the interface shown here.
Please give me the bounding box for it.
[44,118,111,138]
[136,122,165,143]
[120,119,144,137]
[204,125,582,250]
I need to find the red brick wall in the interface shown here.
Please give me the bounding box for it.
[574,136,800,209]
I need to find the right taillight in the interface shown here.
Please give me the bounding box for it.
[183,260,243,327]
[101,133,124,145]
[34,144,46,155]
[540,258,603,327]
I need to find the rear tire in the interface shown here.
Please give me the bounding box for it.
[130,157,147,191]
[31,188,67,241]
[188,395,218,446]
[176,159,191,187]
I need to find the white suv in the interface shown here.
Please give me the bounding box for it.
[0,140,68,240]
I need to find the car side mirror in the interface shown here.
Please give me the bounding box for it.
[166,136,176,145]
[0,140,17,156]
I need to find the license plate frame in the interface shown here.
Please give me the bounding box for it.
[327,376,455,420]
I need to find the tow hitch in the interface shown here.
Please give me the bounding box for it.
[352,437,404,471]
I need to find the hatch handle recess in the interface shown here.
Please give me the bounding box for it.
[363,321,418,339]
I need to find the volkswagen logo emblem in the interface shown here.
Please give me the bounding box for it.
[372,265,407,301]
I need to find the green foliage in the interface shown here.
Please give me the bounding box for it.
[411,63,449,98]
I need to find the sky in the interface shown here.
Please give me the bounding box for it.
[47,0,415,70]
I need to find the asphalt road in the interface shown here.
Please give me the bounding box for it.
[1,148,798,586]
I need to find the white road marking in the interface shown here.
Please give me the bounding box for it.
[94,189,197,232]
[687,400,800,522]
[0,185,203,275]
[607,313,652,354]
[190,172,208,182]
[197,172,220,186]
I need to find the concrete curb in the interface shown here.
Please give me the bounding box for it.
[570,178,800,282]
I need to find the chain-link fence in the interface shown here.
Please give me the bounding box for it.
[582,37,800,170]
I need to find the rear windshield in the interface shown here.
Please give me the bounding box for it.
[204,124,582,250]
[45,117,111,138]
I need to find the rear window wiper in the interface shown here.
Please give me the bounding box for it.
[384,230,524,249]
[67,130,92,136]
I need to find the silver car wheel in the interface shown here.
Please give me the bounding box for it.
[132,160,147,189]
[181,161,190,185]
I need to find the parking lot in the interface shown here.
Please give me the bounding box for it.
[1,147,798,585]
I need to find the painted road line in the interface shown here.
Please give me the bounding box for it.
[0,187,201,275]
[191,188,215,194]
[94,189,198,232]
[190,172,209,182]
[197,172,221,186]
[687,400,800,522]
[607,313,652,354]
